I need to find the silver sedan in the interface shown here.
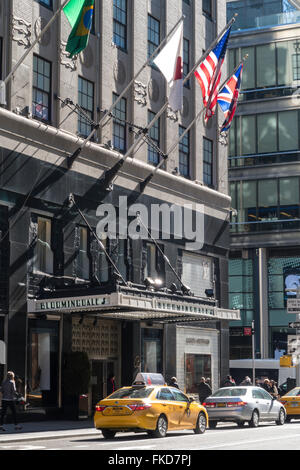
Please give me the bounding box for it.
[203,386,286,428]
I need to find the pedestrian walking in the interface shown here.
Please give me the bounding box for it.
[240,376,252,386]
[222,375,236,387]
[0,371,22,431]
[169,377,179,389]
[198,377,212,404]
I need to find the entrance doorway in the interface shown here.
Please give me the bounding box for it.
[91,360,116,407]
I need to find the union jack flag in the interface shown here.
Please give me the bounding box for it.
[194,26,231,122]
[217,63,243,133]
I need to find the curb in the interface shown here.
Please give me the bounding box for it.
[0,429,100,444]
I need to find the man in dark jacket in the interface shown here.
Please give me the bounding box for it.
[198,377,212,404]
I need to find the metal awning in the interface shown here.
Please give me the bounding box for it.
[28,291,240,323]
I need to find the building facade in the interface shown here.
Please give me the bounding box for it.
[0,0,238,417]
[227,0,300,362]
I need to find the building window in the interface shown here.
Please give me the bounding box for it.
[179,126,190,178]
[230,177,300,233]
[203,0,212,18]
[228,255,254,359]
[183,0,190,4]
[35,217,53,274]
[148,15,160,62]
[186,354,211,394]
[35,0,52,8]
[32,55,51,122]
[113,0,127,50]
[148,110,160,166]
[183,38,190,88]
[78,77,94,138]
[229,110,300,166]
[203,137,213,187]
[292,53,300,81]
[141,327,163,373]
[144,242,165,282]
[112,93,126,153]
[76,227,90,280]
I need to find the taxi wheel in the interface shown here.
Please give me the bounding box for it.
[153,415,168,438]
[276,408,285,425]
[194,412,206,434]
[102,429,116,439]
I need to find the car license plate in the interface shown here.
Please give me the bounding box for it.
[104,406,131,416]
[217,403,226,407]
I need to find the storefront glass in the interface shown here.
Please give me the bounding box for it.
[185,354,211,394]
[27,318,59,408]
[141,328,163,374]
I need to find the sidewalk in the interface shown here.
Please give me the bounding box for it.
[0,419,100,444]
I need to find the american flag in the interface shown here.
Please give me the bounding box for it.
[194,26,231,122]
[217,63,243,133]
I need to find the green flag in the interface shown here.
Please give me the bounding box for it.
[63,0,94,58]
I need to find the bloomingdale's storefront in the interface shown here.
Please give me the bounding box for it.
[25,287,240,416]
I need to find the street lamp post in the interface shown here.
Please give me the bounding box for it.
[252,320,255,385]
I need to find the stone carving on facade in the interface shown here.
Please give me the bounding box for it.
[167,106,178,122]
[60,41,77,71]
[34,17,50,46]
[218,129,228,146]
[134,81,147,107]
[12,16,31,48]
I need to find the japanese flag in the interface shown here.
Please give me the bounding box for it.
[153,21,183,113]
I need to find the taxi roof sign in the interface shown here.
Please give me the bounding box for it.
[132,372,165,387]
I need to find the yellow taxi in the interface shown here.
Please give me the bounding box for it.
[94,373,208,439]
[279,387,300,422]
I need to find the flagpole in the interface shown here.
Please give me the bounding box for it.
[138,57,247,193]
[0,0,71,104]
[102,14,238,190]
[68,14,185,165]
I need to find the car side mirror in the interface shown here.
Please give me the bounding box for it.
[188,397,194,403]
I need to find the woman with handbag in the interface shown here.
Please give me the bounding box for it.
[0,371,22,431]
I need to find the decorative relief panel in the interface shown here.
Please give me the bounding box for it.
[134,81,147,107]
[34,17,51,46]
[60,41,77,71]
[72,317,120,360]
[166,106,178,122]
[12,16,31,48]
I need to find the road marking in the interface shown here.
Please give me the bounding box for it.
[199,432,300,450]
[116,445,155,450]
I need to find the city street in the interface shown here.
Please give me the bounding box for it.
[1,421,300,451]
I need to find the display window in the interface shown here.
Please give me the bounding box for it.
[185,354,211,394]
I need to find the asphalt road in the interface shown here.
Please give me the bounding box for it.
[1,421,300,451]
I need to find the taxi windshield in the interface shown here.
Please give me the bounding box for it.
[286,388,300,397]
[212,388,247,397]
[108,387,154,399]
